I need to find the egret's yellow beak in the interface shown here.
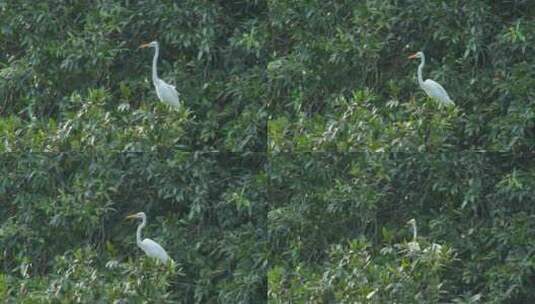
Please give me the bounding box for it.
[408,53,418,59]
[139,43,150,49]
[125,214,138,220]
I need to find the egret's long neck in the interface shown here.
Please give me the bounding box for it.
[152,45,159,83]
[417,55,425,87]
[411,222,418,241]
[136,217,146,246]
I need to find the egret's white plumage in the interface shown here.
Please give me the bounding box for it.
[406,218,445,256]
[409,51,454,107]
[407,218,421,252]
[126,212,170,263]
[140,41,180,109]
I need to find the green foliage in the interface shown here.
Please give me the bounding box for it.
[2,0,535,303]
[267,0,535,152]
[0,0,267,151]
[0,153,267,303]
[269,90,461,151]
[270,239,455,303]
[269,153,535,303]
[12,247,179,303]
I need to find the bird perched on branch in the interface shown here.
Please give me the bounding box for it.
[125,212,170,263]
[407,218,421,253]
[139,41,180,109]
[408,51,454,107]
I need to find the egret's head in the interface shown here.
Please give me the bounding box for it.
[407,218,417,226]
[139,41,158,49]
[125,212,146,220]
[408,51,423,59]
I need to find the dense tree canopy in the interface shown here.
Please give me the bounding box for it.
[1,0,267,152]
[269,152,535,303]
[268,0,535,152]
[1,153,267,302]
[1,0,534,303]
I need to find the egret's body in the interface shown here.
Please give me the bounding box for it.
[406,218,444,255]
[126,212,170,263]
[140,41,180,109]
[407,218,421,252]
[409,51,454,107]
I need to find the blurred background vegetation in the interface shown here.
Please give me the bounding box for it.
[1,152,267,303]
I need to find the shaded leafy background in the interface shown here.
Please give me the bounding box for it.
[269,152,535,303]
[0,152,267,303]
[267,0,535,152]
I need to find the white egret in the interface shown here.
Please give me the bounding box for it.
[139,41,180,109]
[407,218,421,252]
[125,212,170,263]
[406,218,443,255]
[408,51,454,107]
